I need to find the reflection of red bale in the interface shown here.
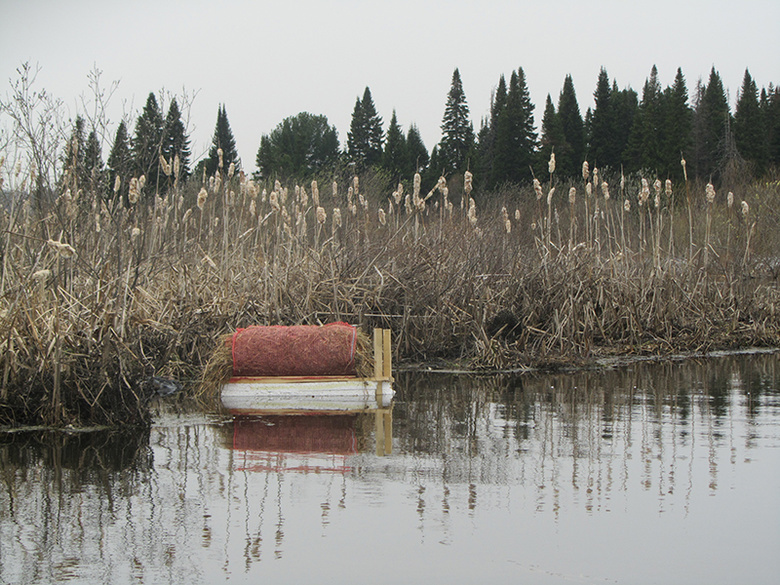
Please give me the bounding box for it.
[232,415,358,455]
[231,323,358,377]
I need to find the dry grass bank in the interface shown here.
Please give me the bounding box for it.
[1,163,778,426]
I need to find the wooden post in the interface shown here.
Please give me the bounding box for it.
[382,328,392,379]
[374,328,383,406]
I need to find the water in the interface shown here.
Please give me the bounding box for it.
[1,353,779,584]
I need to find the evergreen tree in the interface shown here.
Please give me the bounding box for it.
[538,94,565,177]
[382,110,407,182]
[475,74,508,188]
[588,68,615,169]
[405,124,429,177]
[439,68,474,174]
[492,68,537,185]
[347,87,384,171]
[661,68,692,180]
[626,65,664,174]
[132,92,165,198]
[255,112,339,181]
[83,128,105,194]
[107,120,132,205]
[610,83,639,172]
[691,67,730,180]
[206,104,239,177]
[765,84,780,167]
[556,74,585,178]
[62,116,86,188]
[734,68,765,173]
[162,98,191,183]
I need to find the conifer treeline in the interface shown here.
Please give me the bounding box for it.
[90,64,779,204]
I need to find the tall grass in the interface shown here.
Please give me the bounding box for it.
[1,147,779,425]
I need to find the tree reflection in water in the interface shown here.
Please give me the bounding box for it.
[0,352,777,584]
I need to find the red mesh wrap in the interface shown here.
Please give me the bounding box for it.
[231,323,358,377]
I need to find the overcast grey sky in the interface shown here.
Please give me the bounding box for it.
[1,0,778,171]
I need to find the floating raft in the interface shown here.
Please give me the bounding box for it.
[220,327,395,415]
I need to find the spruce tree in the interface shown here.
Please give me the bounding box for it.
[492,68,536,185]
[162,98,191,183]
[107,120,132,205]
[538,94,565,177]
[83,128,104,194]
[382,110,407,182]
[439,68,474,174]
[626,65,664,174]
[662,68,692,180]
[588,68,614,169]
[347,87,384,172]
[132,92,165,198]
[556,75,585,178]
[62,116,86,188]
[476,74,508,188]
[405,124,429,177]
[692,67,730,180]
[734,68,765,174]
[765,85,780,167]
[206,104,239,177]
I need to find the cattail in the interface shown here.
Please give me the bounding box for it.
[533,178,543,200]
[173,154,181,181]
[213,173,222,193]
[741,200,749,218]
[217,148,224,169]
[378,208,386,226]
[113,175,121,194]
[333,207,342,228]
[182,208,192,224]
[601,182,610,201]
[300,185,308,208]
[312,180,319,207]
[593,168,599,190]
[548,152,556,174]
[464,170,473,195]
[413,173,421,199]
[197,187,208,210]
[316,206,327,224]
[727,191,734,208]
[32,269,50,282]
[582,161,589,181]
[138,175,146,191]
[665,179,672,197]
[546,187,555,206]
[95,212,101,233]
[352,175,359,195]
[624,199,631,212]
[569,187,576,205]
[228,162,235,179]
[504,218,511,234]
[332,180,338,199]
[47,239,76,258]
[681,156,687,182]
[706,182,716,204]
[269,191,280,211]
[160,153,172,176]
[128,178,140,204]
[586,181,592,197]
[468,202,477,227]
[515,209,521,221]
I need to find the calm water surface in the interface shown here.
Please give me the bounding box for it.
[1,353,779,584]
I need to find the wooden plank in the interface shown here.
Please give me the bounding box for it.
[382,329,392,379]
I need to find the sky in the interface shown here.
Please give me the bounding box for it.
[1,0,778,172]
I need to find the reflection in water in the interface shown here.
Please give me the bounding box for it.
[0,353,778,584]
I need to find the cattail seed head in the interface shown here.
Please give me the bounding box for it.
[316,206,326,224]
[602,182,610,201]
[665,179,672,196]
[533,178,543,200]
[217,148,224,169]
[548,152,556,174]
[413,173,421,198]
[378,208,386,225]
[727,191,734,208]
[333,207,342,227]
[624,199,631,212]
[741,200,749,218]
[47,239,76,258]
[546,187,555,206]
[197,187,208,210]
[228,162,235,179]
[569,187,576,205]
[464,170,473,195]
[706,182,716,204]
[681,156,687,182]
[113,175,121,194]
[312,180,319,207]
[582,161,589,181]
